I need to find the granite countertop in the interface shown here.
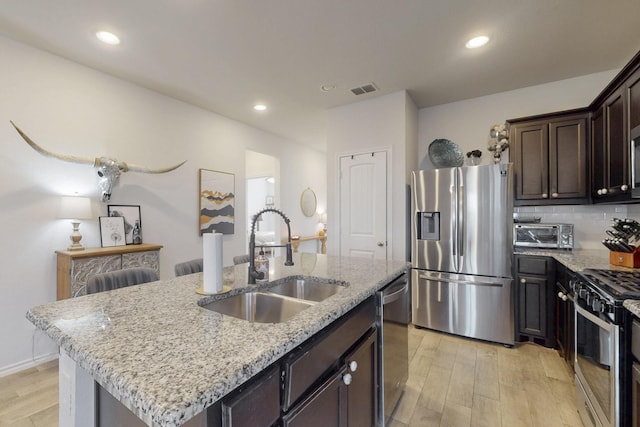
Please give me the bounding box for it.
[514,248,626,272]
[516,248,640,318]
[27,254,409,426]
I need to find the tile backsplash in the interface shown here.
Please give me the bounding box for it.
[514,204,639,250]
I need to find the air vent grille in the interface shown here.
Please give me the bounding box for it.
[350,82,377,96]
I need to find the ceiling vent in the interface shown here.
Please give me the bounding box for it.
[350,82,378,96]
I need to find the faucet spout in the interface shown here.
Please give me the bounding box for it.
[248,208,295,284]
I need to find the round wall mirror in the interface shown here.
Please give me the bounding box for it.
[300,188,317,217]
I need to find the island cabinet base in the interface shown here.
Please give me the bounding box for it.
[65,296,379,427]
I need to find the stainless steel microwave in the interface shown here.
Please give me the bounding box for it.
[513,223,574,249]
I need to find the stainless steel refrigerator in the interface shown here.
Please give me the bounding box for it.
[411,163,514,345]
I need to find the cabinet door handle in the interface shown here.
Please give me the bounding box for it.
[542,193,548,198]
[342,373,352,385]
[348,361,358,372]
[551,192,558,198]
[520,278,526,284]
[601,188,608,195]
[622,184,629,192]
[377,241,385,247]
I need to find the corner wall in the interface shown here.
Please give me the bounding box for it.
[0,36,326,374]
[326,91,418,261]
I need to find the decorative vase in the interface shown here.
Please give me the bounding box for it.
[468,156,481,166]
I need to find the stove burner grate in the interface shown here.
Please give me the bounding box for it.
[582,268,640,299]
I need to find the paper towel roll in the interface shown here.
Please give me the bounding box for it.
[203,232,223,293]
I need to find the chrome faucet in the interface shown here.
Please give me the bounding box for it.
[248,208,294,284]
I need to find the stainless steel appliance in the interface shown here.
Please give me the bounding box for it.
[377,272,409,426]
[571,269,639,427]
[513,223,574,249]
[411,163,514,345]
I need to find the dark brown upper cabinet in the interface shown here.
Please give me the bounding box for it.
[591,86,629,202]
[509,111,589,206]
[589,50,640,203]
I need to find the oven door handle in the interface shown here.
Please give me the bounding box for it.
[575,303,611,330]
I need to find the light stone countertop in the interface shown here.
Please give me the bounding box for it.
[27,254,409,426]
[514,248,625,272]
[516,248,640,318]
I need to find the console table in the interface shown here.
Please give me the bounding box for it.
[283,235,327,254]
[55,244,163,300]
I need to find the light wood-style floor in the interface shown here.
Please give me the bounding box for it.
[0,359,58,427]
[0,326,583,427]
[388,326,583,427]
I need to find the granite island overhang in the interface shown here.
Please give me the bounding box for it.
[27,253,409,426]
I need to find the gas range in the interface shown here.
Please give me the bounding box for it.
[579,269,640,299]
[573,268,640,324]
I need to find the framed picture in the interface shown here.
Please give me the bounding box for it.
[99,216,126,247]
[107,205,141,245]
[199,169,235,235]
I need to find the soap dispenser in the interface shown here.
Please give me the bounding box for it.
[255,249,269,283]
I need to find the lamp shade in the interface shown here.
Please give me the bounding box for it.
[58,196,92,220]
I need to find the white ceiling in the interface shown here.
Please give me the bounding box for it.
[1,0,640,152]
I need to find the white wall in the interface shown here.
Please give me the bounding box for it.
[418,70,619,169]
[417,69,630,250]
[326,91,418,261]
[0,36,326,374]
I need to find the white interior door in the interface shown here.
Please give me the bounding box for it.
[339,151,387,259]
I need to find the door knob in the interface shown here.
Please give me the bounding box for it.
[377,242,384,247]
[348,361,358,372]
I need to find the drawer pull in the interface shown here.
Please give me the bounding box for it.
[342,373,352,386]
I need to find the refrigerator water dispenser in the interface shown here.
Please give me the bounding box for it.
[417,212,440,240]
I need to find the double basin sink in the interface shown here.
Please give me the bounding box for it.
[201,278,346,323]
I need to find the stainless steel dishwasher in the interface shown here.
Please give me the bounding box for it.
[377,271,409,426]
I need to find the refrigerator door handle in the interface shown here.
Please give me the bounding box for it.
[457,167,465,258]
[418,274,505,287]
[451,175,459,272]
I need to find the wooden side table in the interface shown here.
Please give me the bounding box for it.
[284,235,327,254]
[56,244,163,300]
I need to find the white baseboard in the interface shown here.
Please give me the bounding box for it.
[0,352,59,377]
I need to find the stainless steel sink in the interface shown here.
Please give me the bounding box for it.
[201,292,315,323]
[265,278,345,302]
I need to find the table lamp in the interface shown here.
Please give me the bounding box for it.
[58,196,92,251]
[319,212,327,236]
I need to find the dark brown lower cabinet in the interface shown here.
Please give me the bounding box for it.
[347,330,378,427]
[554,263,575,372]
[515,255,556,347]
[282,368,348,427]
[215,297,378,427]
[282,329,378,427]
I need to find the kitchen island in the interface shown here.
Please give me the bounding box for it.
[27,253,409,426]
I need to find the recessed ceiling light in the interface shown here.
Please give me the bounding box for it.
[254,104,267,111]
[96,31,120,45]
[465,35,489,49]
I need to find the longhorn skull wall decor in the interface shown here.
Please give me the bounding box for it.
[10,121,186,202]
